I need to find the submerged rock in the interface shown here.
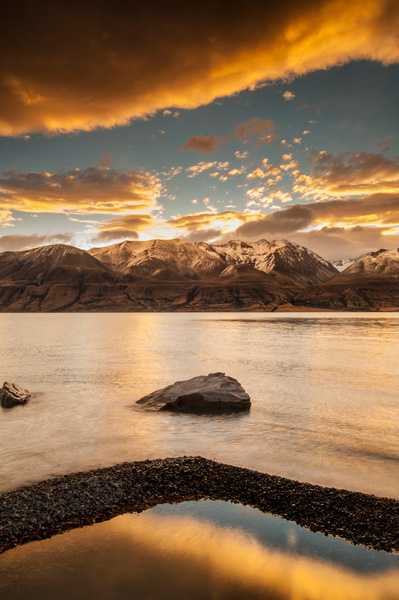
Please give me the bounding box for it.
[136,372,251,413]
[0,382,31,408]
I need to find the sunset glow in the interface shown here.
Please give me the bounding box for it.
[1,5,399,598]
[0,0,398,258]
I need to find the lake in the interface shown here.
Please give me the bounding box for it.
[0,313,398,497]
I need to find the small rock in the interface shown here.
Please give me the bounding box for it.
[0,382,31,408]
[136,372,251,413]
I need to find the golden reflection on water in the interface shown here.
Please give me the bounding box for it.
[0,513,398,600]
[0,313,398,495]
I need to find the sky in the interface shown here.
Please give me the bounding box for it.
[0,1,398,260]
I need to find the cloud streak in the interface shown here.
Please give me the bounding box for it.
[0,167,161,216]
[295,152,399,199]
[0,233,73,252]
[94,214,155,242]
[234,118,275,144]
[234,193,399,258]
[168,210,262,236]
[183,136,224,153]
[236,194,399,235]
[292,225,399,260]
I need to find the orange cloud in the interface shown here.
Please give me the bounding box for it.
[1,1,398,134]
[235,118,275,144]
[186,162,218,177]
[94,214,155,243]
[0,167,161,215]
[237,194,399,236]
[183,136,224,153]
[0,209,14,226]
[247,168,267,180]
[246,161,283,184]
[282,90,296,101]
[165,191,399,254]
[185,118,275,156]
[234,150,249,160]
[168,210,262,235]
[295,152,399,198]
[233,193,399,257]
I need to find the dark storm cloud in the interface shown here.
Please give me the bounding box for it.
[0,1,398,134]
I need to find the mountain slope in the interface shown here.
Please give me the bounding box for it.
[0,244,116,311]
[293,249,399,310]
[333,258,355,272]
[90,239,228,280]
[214,239,337,285]
[90,238,337,286]
[0,244,114,284]
[0,241,286,311]
[0,240,396,311]
[343,249,399,276]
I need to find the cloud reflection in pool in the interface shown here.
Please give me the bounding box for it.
[0,500,398,600]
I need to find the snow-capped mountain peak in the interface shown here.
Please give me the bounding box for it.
[344,248,399,275]
[90,238,337,285]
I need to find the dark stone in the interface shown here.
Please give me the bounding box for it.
[137,373,251,413]
[0,382,31,409]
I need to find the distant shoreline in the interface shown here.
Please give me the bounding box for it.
[1,457,398,554]
[0,306,398,313]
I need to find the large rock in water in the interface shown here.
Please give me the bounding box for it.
[0,382,31,408]
[136,372,251,413]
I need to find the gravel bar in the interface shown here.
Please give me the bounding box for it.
[0,457,398,554]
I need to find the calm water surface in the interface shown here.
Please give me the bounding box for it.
[0,313,398,496]
[1,500,398,599]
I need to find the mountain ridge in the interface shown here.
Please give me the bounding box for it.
[90,237,338,285]
[0,240,397,311]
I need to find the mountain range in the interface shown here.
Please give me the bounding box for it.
[0,239,397,311]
